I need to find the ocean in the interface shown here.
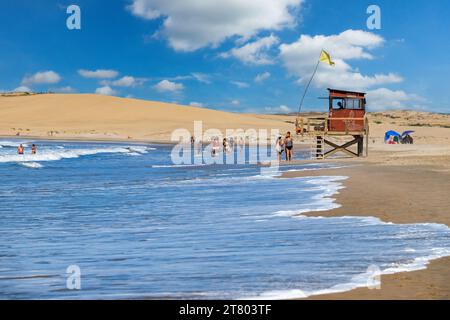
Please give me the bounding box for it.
[0,139,449,299]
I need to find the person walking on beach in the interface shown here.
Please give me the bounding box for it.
[284,132,294,162]
[275,136,285,162]
[17,144,24,155]
[31,144,37,155]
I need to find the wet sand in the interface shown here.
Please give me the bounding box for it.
[282,159,450,299]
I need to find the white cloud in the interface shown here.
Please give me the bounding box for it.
[265,105,292,114]
[366,88,426,111]
[189,102,204,108]
[254,72,271,83]
[52,86,76,93]
[279,29,403,91]
[95,86,117,96]
[102,76,145,87]
[191,73,211,84]
[231,100,240,105]
[78,69,119,79]
[14,86,32,92]
[171,73,212,84]
[230,81,249,89]
[127,0,303,51]
[22,71,61,85]
[221,34,279,65]
[153,80,184,93]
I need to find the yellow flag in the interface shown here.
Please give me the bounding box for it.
[319,50,335,66]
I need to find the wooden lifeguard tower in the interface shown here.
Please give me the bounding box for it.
[295,88,369,159]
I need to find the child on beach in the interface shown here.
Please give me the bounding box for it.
[275,136,284,162]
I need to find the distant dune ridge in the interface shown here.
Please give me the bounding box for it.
[0,93,449,144]
[0,94,295,142]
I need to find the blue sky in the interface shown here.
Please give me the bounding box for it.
[0,0,449,113]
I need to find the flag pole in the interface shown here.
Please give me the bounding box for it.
[297,51,322,116]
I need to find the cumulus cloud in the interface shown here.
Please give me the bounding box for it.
[127,0,303,51]
[254,72,271,83]
[14,86,32,92]
[279,29,403,90]
[153,80,184,93]
[102,76,145,87]
[95,86,117,96]
[230,81,250,89]
[189,102,204,108]
[221,34,279,65]
[22,71,61,85]
[265,105,292,114]
[366,88,426,111]
[78,69,119,79]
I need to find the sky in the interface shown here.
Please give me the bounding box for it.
[0,0,449,113]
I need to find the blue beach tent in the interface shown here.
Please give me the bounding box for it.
[384,130,401,142]
[385,130,415,143]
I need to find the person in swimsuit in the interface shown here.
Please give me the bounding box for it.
[223,138,230,153]
[17,144,24,155]
[31,144,37,154]
[284,132,294,161]
[212,137,220,156]
[275,136,284,162]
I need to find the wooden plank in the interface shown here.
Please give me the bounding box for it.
[323,137,360,158]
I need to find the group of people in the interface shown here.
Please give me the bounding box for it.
[275,131,294,162]
[17,144,37,155]
[212,137,244,156]
[191,136,246,157]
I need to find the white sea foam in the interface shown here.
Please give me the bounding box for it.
[0,140,30,148]
[152,164,208,168]
[0,146,150,163]
[18,162,43,169]
[246,246,450,300]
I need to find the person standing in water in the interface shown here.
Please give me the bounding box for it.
[284,132,294,161]
[275,136,285,162]
[212,137,220,157]
[239,137,245,151]
[31,144,37,155]
[17,144,24,155]
[223,138,230,153]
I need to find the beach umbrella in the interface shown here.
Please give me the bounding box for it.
[402,130,415,137]
[384,130,401,141]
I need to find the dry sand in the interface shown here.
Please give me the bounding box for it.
[1,93,450,299]
[0,94,293,142]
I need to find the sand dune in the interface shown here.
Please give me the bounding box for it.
[1,94,448,149]
[0,94,293,142]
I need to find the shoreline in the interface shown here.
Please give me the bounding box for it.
[282,160,450,299]
[2,136,449,299]
[0,135,173,145]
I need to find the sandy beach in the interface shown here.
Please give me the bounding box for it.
[283,160,450,299]
[1,93,450,299]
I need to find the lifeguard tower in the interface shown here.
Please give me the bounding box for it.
[295,88,369,159]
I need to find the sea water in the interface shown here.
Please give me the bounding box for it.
[0,140,449,299]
